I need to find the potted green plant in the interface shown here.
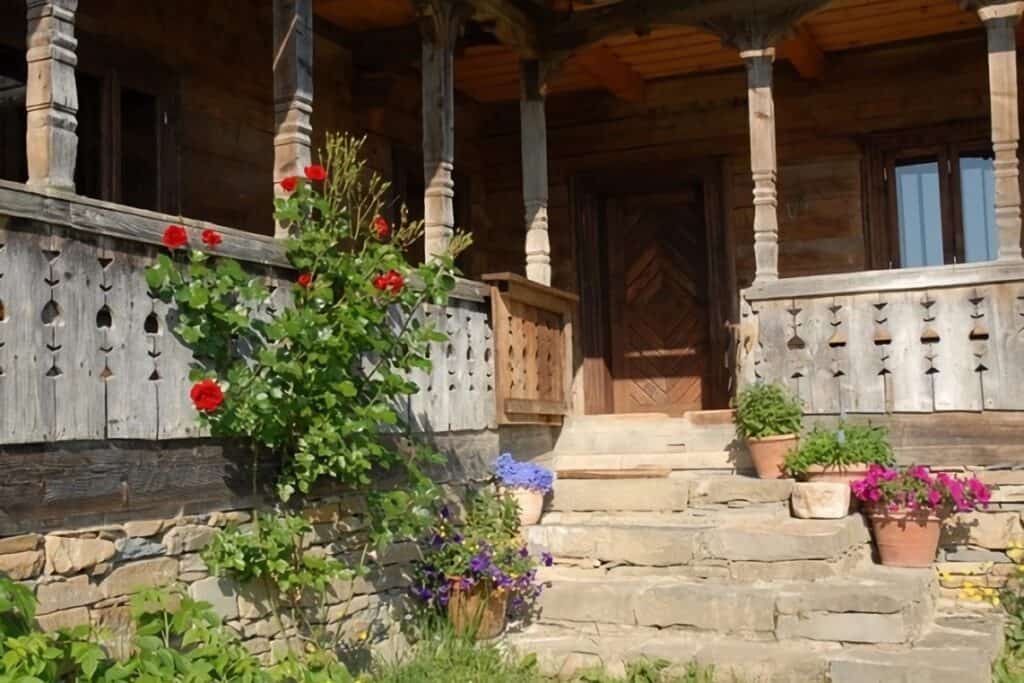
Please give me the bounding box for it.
[411,491,550,639]
[734,383,803,479]
[852,465,991,567]
[493,453,554,525]
[784,423,895,485]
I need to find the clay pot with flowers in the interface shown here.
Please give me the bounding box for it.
[734,383,803,479]
[411,491,551,639]
[852,465,991,567]
[493,453,554,526]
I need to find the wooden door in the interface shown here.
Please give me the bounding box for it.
[607,190,711,415]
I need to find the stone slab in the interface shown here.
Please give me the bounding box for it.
[527,524,698,566]
[549,478,690,512]
[689,476,793,505]
[778,612,909,644]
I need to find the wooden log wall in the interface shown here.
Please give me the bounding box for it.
[0,198,496,445]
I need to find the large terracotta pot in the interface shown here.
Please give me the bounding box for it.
[507,487,545,526]
[867,507,943,567]
[447,581,509,640]
[746,434,798,479]
[803,464,871,486]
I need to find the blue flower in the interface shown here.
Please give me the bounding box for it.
[493,453,555,493]
[541,552,554,567]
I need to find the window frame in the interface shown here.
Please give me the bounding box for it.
[864,122,996,270]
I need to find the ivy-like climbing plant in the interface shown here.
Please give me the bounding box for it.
[145,133,471,670]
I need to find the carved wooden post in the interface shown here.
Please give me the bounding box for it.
[979,1,1024,261]
[25,0,78,190]
[421,0,463,261]
[272,0,313,238]
[742,47,779,283]
[520,60,551,286]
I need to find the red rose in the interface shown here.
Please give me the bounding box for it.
[297,272,313,288]
[162,225,188,250]
[190,378,224,413]
[374,269,404,295]
[279,176,298,193]
[373,215,390,240]
[304,164,327,181]
[201,229,222,248]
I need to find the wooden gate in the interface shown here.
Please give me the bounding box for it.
[484,273,577,425]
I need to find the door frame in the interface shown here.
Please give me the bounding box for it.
[570,159,736,415]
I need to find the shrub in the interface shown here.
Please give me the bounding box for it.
[783,423,895,475]
[734,383,802,440]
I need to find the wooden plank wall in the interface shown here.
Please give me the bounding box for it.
[468,33,994,294]
[0,218,496,445]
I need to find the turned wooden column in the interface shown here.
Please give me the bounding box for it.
[25,0,78,190]
[520,60,551,286]
[742,47,779,283]
[272,0,313,238]
[421,0,464,261]
[979,1,1024,260]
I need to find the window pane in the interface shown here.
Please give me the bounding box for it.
[960,155,997,263]
[895,161,944,267]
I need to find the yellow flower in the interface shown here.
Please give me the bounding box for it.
[358,631,368,641]
[1008,548,1024,563]
[963,581,975,590]
[993,597,1002,607]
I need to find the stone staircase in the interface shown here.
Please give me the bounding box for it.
[509,413,1003,682]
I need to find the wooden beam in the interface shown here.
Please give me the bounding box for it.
[779,23,824,79]
[979,1,1024,261]
[549,0,830,51]
[272,0,314,239]
[573,44,646,102]
[465,0,541,56]
[520,59,550,285]
[25,0,78,191]
[742,48,779,284]
[421,0,467,260]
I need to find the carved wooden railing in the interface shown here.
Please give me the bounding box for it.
[737,262,1024,414]
[483,273,577,425]
[0,180,495,444]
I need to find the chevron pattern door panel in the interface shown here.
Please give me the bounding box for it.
[607,191,710,414]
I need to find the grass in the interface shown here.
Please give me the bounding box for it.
[369,627,719,683]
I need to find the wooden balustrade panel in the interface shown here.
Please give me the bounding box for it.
[741,280,1024,414]
[485,273,577,425]
[0,220,495,444]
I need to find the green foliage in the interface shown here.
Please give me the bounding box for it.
[783,423,895,475]
[371,628,539,683]
[203,512,353,596]
[734,383,803,440]
[146,133,470,502]
[574,659,717,683]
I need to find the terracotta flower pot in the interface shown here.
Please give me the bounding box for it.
[803,464,872,486]
[746,434,798,479]
[867,507,943,567]
[447,581,509,640]
[507,487,545,526]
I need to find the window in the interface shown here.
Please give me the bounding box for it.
[0,45,27,184]
[867,126,1002,269]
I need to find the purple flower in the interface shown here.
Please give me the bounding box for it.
[439,505,451,519]
[541,552,553,567]
[494,453,555,493]
[469,551,490,574]
[518,546,529,558]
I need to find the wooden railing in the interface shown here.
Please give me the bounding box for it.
[0,181,495,444]
[484,273,577,425]
[737,262,1024,414]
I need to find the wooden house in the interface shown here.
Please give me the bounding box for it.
[0,1,1022,677]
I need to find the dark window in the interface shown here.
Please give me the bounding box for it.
[0,45,26,183]
[74,71,104,200]
[120,87,159,210]
[868,126,1001,268]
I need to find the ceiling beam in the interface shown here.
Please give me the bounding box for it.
[779,23,824,79]
[573,44,646,102]
[549,0,832,51]
[465,0,543,56]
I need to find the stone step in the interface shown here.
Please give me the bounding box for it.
[507,618,997,683]
[554,416,739,455]
[527,509,869,566]
[531,568,935,646]
[552,450,750,473]
[546,475,792,513]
